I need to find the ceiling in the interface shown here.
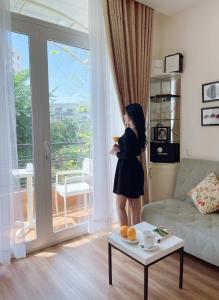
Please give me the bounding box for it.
[10,0,88,32]
[10,0,201,30]
[137,0,201,16]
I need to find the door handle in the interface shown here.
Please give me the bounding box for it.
[44,141,51,161]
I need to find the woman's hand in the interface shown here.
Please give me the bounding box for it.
[110,144,120,155]
[113,144,120,152]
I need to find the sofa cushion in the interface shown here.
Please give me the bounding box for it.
[141,198,219,266]
[188,172,219,214]
[174,158,219,201]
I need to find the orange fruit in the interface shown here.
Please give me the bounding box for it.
[120,225,129,238]
[127,227,136,241]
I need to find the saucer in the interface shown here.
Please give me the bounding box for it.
[140,242,159,251]
[121,237,139,244]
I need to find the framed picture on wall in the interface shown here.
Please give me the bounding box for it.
[202,81,219,102]
[201,107,219,126]
[164,53,183,73]
[154,126,170,141]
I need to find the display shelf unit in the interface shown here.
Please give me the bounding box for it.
[150,94,180,145]
[149,74,181,159]
[148,73,181,202]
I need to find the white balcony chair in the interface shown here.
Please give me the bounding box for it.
[55,158,92,227]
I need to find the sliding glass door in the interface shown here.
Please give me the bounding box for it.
[12,31,37,243]
[11,13,90,252]
[47,40,90,232]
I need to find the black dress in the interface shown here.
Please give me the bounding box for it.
[113,127,144,199]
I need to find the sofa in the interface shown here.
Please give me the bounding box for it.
[141,158,219,267]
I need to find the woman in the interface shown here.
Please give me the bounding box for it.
[112,103,146,226]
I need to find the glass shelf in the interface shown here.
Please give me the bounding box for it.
[150,73,181,81]
[151,97,180,103]
[150,119,180,122]
[150,94,180,98]
[149,74,181,147]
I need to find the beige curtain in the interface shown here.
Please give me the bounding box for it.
[104,0,153,205]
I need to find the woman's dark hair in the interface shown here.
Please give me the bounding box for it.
[125,103,147,151]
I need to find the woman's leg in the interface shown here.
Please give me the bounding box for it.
[116,194,128,226]
[128,198,141,225]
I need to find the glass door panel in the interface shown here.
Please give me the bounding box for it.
[11,32,36,242]
[47,40,91,232]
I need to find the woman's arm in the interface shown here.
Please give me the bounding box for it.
[116,128,135,159]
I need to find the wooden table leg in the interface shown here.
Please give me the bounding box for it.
[144,266,148,300]
[179,247,184,289]
[108,243,112,285]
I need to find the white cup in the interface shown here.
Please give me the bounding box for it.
[26,163,33,172]
[143,230,156,248]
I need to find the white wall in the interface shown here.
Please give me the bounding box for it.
[153,0,219,161]
[151,12,162,60]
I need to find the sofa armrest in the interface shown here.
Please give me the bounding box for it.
[140,204,149,222]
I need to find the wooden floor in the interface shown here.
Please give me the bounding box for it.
[0,233,218,300]
[25,208,90,242]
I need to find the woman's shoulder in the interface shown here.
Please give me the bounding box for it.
[125,127,135,133]
[125,127,137,139]
[125,127,132,133]
[124,127,134,137]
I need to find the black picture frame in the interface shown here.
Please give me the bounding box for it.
[154,126,170,141]
[201,106,219,126]
[202,81,219,102]
[164,53,183,73]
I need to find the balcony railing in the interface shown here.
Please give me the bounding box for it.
[17,141,90,187]
[15,141,91,238]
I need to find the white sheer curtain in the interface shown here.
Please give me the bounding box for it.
[0,0,26,264]
[88,0,124,232]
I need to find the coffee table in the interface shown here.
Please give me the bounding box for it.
[107,222,184,300]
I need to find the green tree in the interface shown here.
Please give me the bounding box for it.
[14,70,32,145]
[14,70,32,169]
[50,119,79,143]
[14,69,90,177]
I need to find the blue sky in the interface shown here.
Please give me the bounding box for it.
[12,32,89,104]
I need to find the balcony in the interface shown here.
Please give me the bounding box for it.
[16,142,91,241]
